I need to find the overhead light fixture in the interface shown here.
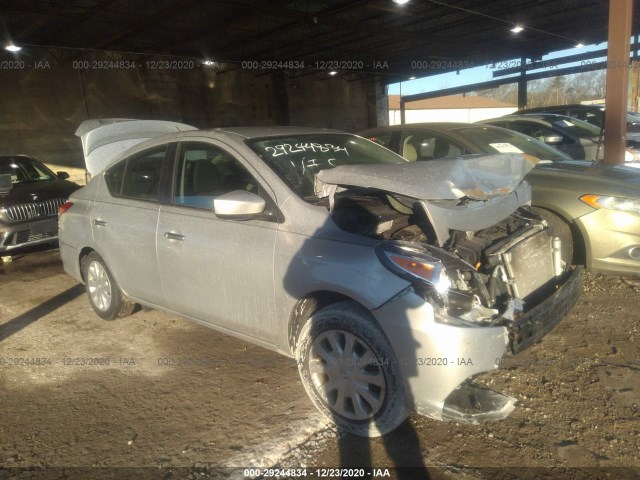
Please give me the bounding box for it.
[575,43,584,48]
[409,75,416,80]
[329,71,338,76]
[5,43,21,52]
[203,60,216,66]
[393,0,410,4]
[510,25,524,33]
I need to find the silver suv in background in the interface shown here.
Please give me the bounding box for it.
[59,120,582,436]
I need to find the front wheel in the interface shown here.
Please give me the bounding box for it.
[295,301,408,437]
[82,251,136,320]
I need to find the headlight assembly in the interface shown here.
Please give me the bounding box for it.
[375,242,451,294]
[580,194,640,215]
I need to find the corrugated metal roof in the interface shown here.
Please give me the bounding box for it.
[0,0,634,85]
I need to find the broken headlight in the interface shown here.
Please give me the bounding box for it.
[375,243,451,294]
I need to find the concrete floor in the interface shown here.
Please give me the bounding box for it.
[1,247,639,480]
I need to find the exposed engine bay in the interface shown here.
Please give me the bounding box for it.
[330,188,565,325]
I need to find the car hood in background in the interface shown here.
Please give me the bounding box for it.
[0,179,79,206]
[315,153,538,201]
[534,160,640,186]
[76,119,197,176]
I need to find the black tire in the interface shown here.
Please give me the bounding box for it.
[81,251,136,320]
[295,301,408,437]
[531,207,574,267]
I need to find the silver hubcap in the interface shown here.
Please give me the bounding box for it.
[309,330,386,421]
[87,260,112,312]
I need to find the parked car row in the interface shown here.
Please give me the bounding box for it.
[514,103,640,137]
[479,114,640,163]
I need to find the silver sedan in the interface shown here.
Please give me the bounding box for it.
[59,120,582,436]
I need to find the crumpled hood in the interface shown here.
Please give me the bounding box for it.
[76,119,196,176]
[315,153,538,201]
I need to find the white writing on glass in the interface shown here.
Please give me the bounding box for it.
[265,143,349,157]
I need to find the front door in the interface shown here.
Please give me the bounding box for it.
[157,141,279,343]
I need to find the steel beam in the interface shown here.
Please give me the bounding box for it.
[604,0,633,165]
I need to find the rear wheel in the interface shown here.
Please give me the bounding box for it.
[531,207,574,267]
[295,301,408,437]
[82,251,136,320]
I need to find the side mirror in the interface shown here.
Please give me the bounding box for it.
[0,174,12,196]
[57,171,70,180]
[213,190,266,217]
[544,135,563,145]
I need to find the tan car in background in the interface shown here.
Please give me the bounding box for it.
[359,123,640,275]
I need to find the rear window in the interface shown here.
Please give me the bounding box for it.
[104,146,166,202]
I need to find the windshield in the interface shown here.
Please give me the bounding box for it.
[246,133,407,197]
[0,156,56,184]
[452,126,572,162]
[551,117,601,138]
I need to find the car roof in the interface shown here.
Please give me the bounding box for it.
[358,122,502,134]
[517,104,605,113]
[212,126,344,139]
[490,113,577,122]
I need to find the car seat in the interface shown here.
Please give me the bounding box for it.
[402,138,418,161]
[192,161,221,195]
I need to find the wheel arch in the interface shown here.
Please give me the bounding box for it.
[78,246,96,282]
[532,205,587,266]
[287,291,372,354]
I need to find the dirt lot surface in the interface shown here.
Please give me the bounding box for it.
[1,248,639,480]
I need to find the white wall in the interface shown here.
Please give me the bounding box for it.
[389,107,517,125]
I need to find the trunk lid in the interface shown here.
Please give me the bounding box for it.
[76,119,196,175]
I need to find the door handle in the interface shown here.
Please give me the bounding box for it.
[164,231,185,241]
[93,219,107,227]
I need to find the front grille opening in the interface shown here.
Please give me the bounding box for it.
[2,198,67,222]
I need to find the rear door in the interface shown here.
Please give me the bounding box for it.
[156,140,279,342]
[91,145,170,304]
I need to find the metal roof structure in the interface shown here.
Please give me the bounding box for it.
[2,0,638,84]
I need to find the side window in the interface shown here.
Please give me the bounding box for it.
[584,112,602,127]
[509,122,556,142]
[104,160,125,195]
[104,146,166,202]
[173,142,260,210]
[365,132,394,150]
[566,109,590,123]
[400,130,464,161]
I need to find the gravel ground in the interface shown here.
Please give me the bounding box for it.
[1,248,639,480]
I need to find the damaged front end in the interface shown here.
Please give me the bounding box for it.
[316,154,583,423]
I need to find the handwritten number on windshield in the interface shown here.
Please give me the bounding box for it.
[264,143,349,157]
